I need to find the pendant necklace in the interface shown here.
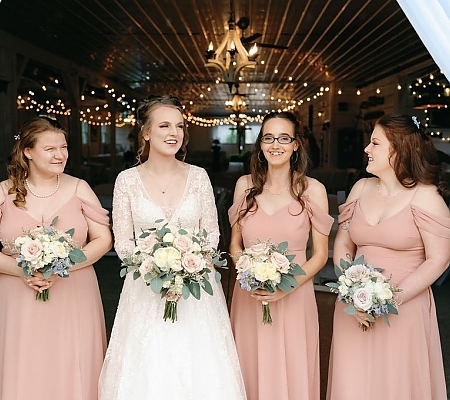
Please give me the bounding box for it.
[376,182,403,200]
[25,175,60,198]
[148,165,178,194]
[264,185,289,196]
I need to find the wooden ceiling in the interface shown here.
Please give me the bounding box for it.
[0,0,436,117]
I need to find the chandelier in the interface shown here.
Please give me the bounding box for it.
[225,87,248,113]
[205,4,258,93]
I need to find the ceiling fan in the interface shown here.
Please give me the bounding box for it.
[237,16,288,50]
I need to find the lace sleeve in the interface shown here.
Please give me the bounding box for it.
[198,169,220,250]
[112,171,135,260]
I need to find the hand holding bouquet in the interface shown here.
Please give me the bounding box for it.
[326,255,402,331]
[234,240,305,325]
[12,216,87,301]
[120,220,227,323]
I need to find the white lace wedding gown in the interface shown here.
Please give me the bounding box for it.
[99,165,246,400]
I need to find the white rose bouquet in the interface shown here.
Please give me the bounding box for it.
[234,240,305,325]
[120,220,227,323]
[326,255,402,331]
[11,216,87,301]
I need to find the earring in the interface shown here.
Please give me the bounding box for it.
[258,150,266,162]
[291,151,298,163]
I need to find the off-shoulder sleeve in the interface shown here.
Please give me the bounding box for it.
[337,199,358,224]
[228,193,246,227]
[411,205,450,238]
[305,197,334,235]
[197,168,220,249]
[79,198,110,226]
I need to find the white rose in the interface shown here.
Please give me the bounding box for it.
[191,242,201,252]
[163,232,175,243]
[47,241,69,259]
[270,252,290,273]
[153,247,181,272]
[353,288,373,311]
[373,282,393,301]
[254,261,279,282]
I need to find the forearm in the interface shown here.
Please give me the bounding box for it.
[0,253,21,276]
[70,236,112,271]
[297,250,328,285]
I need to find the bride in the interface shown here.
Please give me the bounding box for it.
[98,95,246,400]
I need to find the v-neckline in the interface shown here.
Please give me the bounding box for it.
[135,165,191,223]
[258,199,295,217]
[16,196,77,225]
[358,199,410,227]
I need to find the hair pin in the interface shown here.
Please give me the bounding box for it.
[411,115,420,129]
[14,134,20,141]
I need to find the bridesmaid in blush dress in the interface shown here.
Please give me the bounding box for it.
[229,111,334,400]
[327,114,450,400]
[0,116,112,400]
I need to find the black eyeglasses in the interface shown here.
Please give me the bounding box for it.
[38,115,66,131]
[261,135,296,144]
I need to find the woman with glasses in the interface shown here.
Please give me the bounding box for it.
[229,111,333,400]
[98,95,246,400]
[0,115,112,400]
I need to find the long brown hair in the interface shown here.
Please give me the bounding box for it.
[376,113,448,197]
[135,95,189,164]
[7,115,68,208]
[237,111,310,224]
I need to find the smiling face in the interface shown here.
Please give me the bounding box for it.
[24,130,68,177]
[364,124,394,176]
[260,117,299,166]
[143,105,184,157]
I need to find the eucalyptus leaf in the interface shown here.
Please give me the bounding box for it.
[381,313,390,327]
[202,278,213,296]
[291,264,306,276]
[286,254,295,262]
[215,270,221,282]
[150,276,163,294]
[178,228,188,235]
[353,254,365,265]
[182,285,190,299]
[277,241,288,253]
[119,268,128,278]
[344,305,358,315]
[387,303,398,315]
[133,270,140,281]
[189,281,201,300]
[334,265,343,278]
[340,258,351,270]
[65,228,75,237]
[51,216,59,226]
[69,248,87,263]
[326,282,340,289]
[280,274,299,290]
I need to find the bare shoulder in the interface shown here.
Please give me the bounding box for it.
[0,179,11,202]
[412,184,450,217]
[70,175,101,205]
[304,177,328,210]
[233,174,252,202]
[346,177,373,202]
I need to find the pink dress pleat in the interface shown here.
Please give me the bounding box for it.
[229,195,334,400]
[327,200,449,400]
[0,196,109,400]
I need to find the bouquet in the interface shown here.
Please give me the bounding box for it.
[12,216,87,301]
[120,220,227,323]
[234,240,305,325]
[326,255,402,331]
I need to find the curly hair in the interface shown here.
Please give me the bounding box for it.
[376,113,448,197]
[135,95,189,163]
[237,112,310,224]
[7,115,68,208]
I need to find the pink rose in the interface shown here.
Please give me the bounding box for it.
[345,264,371,282]
[353,288,373,311]
[235,254,251,273]
[174,235,194,253]
[139,257,154,279]
[138,235,157,254]
[247,242,269,257]
[21,240,43,261]
[182,253,206,273]
[270,252,290,273]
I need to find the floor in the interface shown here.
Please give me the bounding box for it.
[95,162,450,399]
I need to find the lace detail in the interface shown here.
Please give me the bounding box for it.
[100,164,246,400]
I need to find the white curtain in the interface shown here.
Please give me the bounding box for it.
[397,0,450,80]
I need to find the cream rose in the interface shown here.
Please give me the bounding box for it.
[254,261,279,282]
[162,232,175,243]
[235,254,251,273]
[345,264,371,282]
[174,235,194,253]
[373,282,393,301]
[182,253,206,273]
[21,239,43,262]
[270,252,290,273]
[153,247,181,272]
[46,241,68,259]
[247,242,269,258]
[353,288,373,311]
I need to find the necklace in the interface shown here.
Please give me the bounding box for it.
[376,182,403,200]
[264,185,289,196]
[146,165,178,194]
[25,175,60,198]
